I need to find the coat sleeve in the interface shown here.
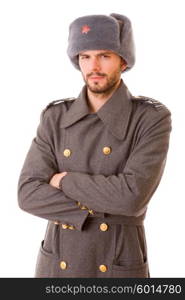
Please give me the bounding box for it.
[60,108,172,217]
[17,109,89,231]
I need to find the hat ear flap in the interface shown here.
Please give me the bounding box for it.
[110,13,135,71]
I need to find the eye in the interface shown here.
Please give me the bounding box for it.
[101,54,111,59]
[79,55,90,60]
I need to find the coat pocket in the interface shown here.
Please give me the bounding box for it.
[35,240,59,278]
[111,259,149,278]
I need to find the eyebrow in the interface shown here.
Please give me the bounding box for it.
[79,51,113,57]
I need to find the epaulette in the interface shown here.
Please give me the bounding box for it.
[43,97,76,113]
[132,95,164,110]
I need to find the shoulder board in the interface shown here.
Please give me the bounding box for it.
[43,97,76,113]
[132,95,164,110]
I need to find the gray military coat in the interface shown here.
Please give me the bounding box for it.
[18,80,171,278]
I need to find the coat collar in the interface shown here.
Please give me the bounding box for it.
[60,79,133,140]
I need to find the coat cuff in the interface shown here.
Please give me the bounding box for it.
[59,174,89,231]
[56,209,89,231]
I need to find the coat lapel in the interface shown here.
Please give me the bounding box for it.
[60,80,133,140]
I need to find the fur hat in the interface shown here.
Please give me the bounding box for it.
[67,13,135,72]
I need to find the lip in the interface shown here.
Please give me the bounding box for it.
[89,76,105,80]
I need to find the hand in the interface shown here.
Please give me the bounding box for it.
[49,172,68,189]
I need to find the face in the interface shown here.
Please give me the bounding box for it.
[79,50,127,94]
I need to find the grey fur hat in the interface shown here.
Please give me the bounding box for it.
[67,13,135,72]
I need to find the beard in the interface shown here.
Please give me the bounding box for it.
[83,68,122,95]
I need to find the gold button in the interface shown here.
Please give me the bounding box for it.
[68,225,75,230]
[61,224,69,229]
[99,264,107,272]
[103,147,111,155]
[80,205,88,210]
[60,261,67,270]
[77,201,81,207]
[54,221,59,225]
[100,223,108,232]
[63,149,71,157]
[88,209,94,215]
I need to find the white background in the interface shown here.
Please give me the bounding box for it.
[0,0,184,277]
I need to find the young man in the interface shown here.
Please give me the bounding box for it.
[18,13,172,277]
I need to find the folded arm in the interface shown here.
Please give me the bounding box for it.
[60,110,171,217]
[18,110,89,231]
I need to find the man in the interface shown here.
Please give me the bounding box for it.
[18,13,171,278]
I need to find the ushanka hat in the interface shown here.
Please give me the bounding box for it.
[67,13,135,72]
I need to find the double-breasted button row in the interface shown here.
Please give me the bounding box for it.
[59,223,109,272]
[63,147,112,157]
[59,261,107,272]
[55,222,108,231]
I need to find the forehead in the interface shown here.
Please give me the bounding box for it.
[79,50,117,56]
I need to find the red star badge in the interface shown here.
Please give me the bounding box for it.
[81,25,91,34]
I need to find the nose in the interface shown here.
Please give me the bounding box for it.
[90,57,101,72]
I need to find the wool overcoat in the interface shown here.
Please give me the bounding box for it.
[18,80,171,278]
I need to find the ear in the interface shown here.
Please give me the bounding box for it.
[121,64,127,72]
[121,58,128,72]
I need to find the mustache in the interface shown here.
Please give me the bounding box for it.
[87,72,107,78]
